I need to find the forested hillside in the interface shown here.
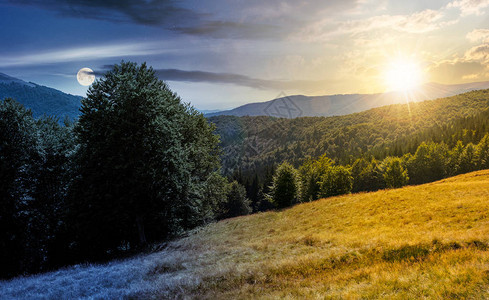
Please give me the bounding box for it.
[210,89,489,176]
[0,73,82,120]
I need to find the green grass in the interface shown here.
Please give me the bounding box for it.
[152,170,489,299]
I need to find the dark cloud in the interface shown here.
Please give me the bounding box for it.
[171,21,282,39]
[2,0,358,39]
[96,65,330,91]
[7,0,198,26]
[2,0,280,39]
[154,68,330,91]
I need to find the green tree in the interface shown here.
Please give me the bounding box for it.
[221,181,251,218]
[271,162,300,208]
[318,165,353,197]
[448,141,465,176]
[383,157,409,188]
[71,62,222,258]
[458,143,478,174]
[476,133,489,169]
[406,142,448,184]
[200,172,229,222]
[26,116,75,272]
[0,98,37,278]
[298,154,332,202]
[351,157,384,192]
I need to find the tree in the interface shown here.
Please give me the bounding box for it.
[476,133,489,169]
[448,141,465,176]
[200,172,229,223]
[270,162,300,208]
[0,98,37,278]
[318,165,353,197]
[351,157,384,192]
[458,143,478,174]
[221,181,251,218]
[71,62,222,259]
[406,142,448,185]
[383,157,409,188]
[26,116,75,272]
[299,154,332,202]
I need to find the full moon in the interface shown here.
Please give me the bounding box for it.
[77,67,95,86]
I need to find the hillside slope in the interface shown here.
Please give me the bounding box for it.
[3,170,489,298]
[0,73,82,119]
[206,81,489,118]
[211,89,489,174]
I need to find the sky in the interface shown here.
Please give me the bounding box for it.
[1,0,489,110]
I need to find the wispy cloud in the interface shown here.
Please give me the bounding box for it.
[6,0,199,26]
[0,42,177,67]
[297,7,457,42]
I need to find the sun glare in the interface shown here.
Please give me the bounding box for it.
[384,59,423,92]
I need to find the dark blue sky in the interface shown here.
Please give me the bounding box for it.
[1,0,489,109]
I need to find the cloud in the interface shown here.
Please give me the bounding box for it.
[2,0,358,40]
[171,21,282,40]
[447,0,489,16]
[427,59,488,82]
[155,69,335,91]
[466,29,489,43]
[7,0,198,26]
[464,44,489,62]
[0,42,174,67]
[4,0,280,39]
[298,7,456,41]
[97,65,333,91]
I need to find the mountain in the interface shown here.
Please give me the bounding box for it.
[206,81,489,118]
[0,72,82,119]
[197,109,222,114]
[209,89,489,174]
[3,170,489,298]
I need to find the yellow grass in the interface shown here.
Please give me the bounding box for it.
[153,170,489,299]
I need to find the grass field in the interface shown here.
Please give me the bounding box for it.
[3,170,489,299]
[168,170,489,298]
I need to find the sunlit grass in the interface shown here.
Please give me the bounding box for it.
[165,170,489,298]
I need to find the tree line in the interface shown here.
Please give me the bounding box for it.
[255,135,489,210]
[0,62,251,279]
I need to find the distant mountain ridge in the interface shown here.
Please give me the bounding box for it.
[0,72,82,119]
[2,71,489,121]
[206,81,489,118]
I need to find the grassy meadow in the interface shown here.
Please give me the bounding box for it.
[162,170,489,299]
[4,170,489,299]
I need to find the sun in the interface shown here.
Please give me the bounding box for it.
[384,59,423,92]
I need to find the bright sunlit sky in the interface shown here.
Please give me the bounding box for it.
[1,0,489,110]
